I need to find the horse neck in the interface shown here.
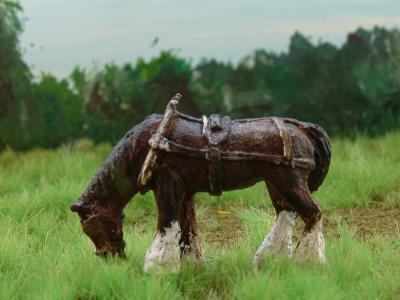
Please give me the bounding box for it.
[81,139,140,210]
[79,115,160,210]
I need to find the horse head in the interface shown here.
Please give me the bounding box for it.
[69,115,162,257]
[70,198,126,257]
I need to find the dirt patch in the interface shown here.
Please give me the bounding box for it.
[125,206,400,247]
[198,210,243,246]
[125,208,245,246]
[324,207,400,238]
[198,206,400,247]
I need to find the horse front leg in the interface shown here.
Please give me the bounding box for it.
[253,184,296,267]
[180,195,204,264]
[143,166,185,274]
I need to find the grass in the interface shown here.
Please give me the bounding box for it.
[0,133,400,299]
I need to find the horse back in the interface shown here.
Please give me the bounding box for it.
[169,114,285,156]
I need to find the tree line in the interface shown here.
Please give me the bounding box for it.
[1,1,400,150]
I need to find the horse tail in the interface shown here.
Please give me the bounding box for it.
[304,123,331,192]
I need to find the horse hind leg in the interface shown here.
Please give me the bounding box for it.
[179,195,204,264]
[293,192,325,263]
[143,166,185,274]
[253,183,297,267]
[275,174,326,263]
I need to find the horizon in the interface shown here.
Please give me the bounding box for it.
[19,0,400,78]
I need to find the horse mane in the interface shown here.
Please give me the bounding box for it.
[78,114,162,208]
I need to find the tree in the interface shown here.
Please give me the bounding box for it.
[0,0,31,149]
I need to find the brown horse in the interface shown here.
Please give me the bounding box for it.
[70,94,331,273]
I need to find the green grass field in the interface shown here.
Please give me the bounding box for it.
[0,133,399,299]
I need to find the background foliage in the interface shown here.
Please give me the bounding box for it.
[1,1,400,150]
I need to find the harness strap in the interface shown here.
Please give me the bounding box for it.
[208,147,223,195]
[202,115,225,196]
[137,93,181,188]
[272,117,294,167]
[150,136,315,170]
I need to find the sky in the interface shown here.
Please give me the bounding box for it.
[19,0,400,77]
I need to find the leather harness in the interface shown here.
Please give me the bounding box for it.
[202,114,231,195]
[137,94,315,193]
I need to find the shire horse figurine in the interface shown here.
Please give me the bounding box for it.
[70,93,331,273]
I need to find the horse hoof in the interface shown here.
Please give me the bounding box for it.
[143,249,181,274]
[181,251,204,265]
[294,248,326,264]
[143,222,181,274]
[143,260,180,274]
[95,248,126,259]
[294,219,326,264]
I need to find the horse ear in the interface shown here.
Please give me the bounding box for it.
[70,200,83,213]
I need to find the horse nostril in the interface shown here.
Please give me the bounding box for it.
[70,200,86,213]
[70,203,80,212]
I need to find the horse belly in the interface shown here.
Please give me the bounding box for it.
[162,153,268,193]
[220,160,268,190]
